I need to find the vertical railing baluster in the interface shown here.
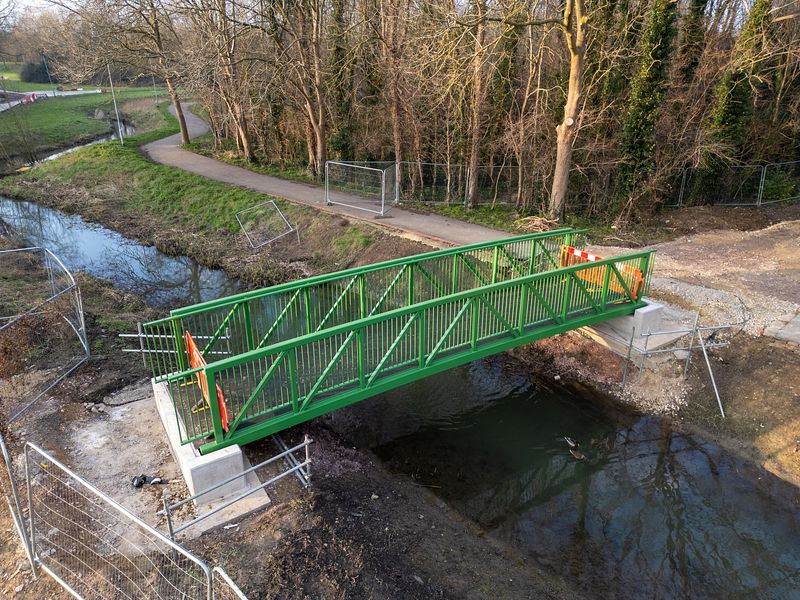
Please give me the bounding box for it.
[206,368,224,445]
[289,348,299,412]
[601,264,611,310]
[418,310,426,367]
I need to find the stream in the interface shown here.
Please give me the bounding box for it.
[0,197,243,307]
[1,195,799,598]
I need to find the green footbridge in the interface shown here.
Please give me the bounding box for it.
[142,229,654,455]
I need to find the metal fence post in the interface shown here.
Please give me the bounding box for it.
[304,434,312,486]
[395,161,401,204]
[23,446,37,576]
[757,165,767,207]
[464,167,470,207]
[325,162,331,206]
[677,168,688,207]
[163,490,176,539]
[683,312,700,379]
[381,169,386,216]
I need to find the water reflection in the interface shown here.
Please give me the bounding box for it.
[332,359,800,599]
[0,198,243,308]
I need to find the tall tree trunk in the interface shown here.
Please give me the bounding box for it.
[548,0,587,221]
[165,76,190,145]
[466,0,487,208]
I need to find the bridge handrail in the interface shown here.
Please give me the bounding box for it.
[204,249,653,370]
[169,248,654,452]
[169,229,582,317]
[143,229,586,379]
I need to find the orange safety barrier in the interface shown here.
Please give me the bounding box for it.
[185,331,229,432]
[559,246,643,300]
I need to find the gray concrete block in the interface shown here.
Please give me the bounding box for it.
[152,380,248,504]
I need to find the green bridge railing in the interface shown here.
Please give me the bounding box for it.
[145,234,654,455]
[143,229,584,379]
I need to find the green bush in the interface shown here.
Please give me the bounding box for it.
[19,62,55,84]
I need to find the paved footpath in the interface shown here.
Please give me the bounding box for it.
[143,108,508,247]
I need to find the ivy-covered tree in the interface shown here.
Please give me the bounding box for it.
[615,0,678,207]
[692,0,773,203]
[677,0,708,82]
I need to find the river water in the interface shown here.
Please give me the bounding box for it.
[0,197,242,307]
[1,196,799,598]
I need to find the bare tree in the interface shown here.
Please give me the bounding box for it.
[50,0,191,144]
[547,0,587,221]
[0,0,14,30]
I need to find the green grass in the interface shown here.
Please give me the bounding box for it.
[333,227,372,253]
[0,87,164,161]
[0,62,59,93]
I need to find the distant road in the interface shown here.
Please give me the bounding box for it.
[0,88,106,113]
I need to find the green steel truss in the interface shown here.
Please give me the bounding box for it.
[143,231,654,454]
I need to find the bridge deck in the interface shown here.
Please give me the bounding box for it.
[143,231,654,454]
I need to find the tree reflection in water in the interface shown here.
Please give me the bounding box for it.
[0,197,243,308]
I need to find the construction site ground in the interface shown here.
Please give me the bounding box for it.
[1,202,800,597]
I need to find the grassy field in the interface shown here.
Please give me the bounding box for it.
[0,87,162,163]
[0,62,59,93]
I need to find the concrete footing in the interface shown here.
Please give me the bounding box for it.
[582,301,687,355]
[152,380,270,537]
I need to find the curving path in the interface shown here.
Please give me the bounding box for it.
[142,107,508,247]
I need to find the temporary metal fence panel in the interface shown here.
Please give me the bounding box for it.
[161,247,654,454]
[667,161,800,207]
[325,161,398,216]
[235,200,299,249]
[0,247,89,423]
[160,436,311,538]
[761,160,800,205]
[25,442,213,600]
[212,567,248,600]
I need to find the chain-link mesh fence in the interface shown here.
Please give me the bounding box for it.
[666,161,800,207]
[325,161,398,216]
[235,200,299,249]
[398,161,468,204]
[0,247,88,423]
[25,442,213,600]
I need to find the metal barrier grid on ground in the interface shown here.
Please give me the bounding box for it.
[160,435,311,539]
[0,247,89,423]
[325,160,398,216]
[235,200,299,249]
